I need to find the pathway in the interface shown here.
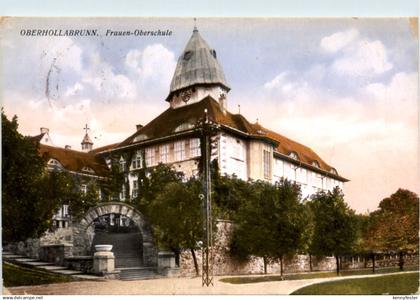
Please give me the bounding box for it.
[4,271,418,295]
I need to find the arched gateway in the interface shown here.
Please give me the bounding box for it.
[72,202,157,268]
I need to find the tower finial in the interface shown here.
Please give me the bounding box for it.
[193,18,198,32]
[83,123,90,134]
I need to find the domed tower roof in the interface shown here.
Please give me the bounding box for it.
[167,27,230,101]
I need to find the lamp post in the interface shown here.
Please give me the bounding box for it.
[199,108,218,287]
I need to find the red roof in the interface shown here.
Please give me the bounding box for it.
[109,96,346,180]
[39,144,109,177]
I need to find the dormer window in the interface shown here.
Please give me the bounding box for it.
[82,166,95,174]
[183,51,193,60]
[133,134,148,143]
[210,49,217,58]
[312,160,320,168]
[174,122,194,133]
[289,152,299,160]
[330,168,338,175]
[47,158,63,169]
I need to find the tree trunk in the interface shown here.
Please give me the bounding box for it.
[280,255,284,278]
[399,251,404,271]
[309,253,313,272]
[190,248,199,276]
[372,253,375,273]
[335,255,340,276]
[263,256,267,274]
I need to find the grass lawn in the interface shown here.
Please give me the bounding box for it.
[220,265,419,284]
[3,262,77,287]
[292,272,419,295]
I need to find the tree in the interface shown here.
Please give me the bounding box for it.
[310,187,358,275]
[148,179,203,276]
[230,179,305,277]
[300,200,316,271]
[69,180,101,219]
[2,111,61,243]
[363,189,419,270]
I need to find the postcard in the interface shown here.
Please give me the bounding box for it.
[1,17,419,296]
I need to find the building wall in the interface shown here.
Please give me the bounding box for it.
[170,86,227,109]
[272,158,344,199]
[247,140,273,181]
[219,133,247,180]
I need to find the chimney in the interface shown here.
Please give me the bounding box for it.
[219,93,227,114]
[136,124,143,131]
[65,145,71,150]
[40,127,49,134]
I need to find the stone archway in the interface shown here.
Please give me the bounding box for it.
[72,202,157,267]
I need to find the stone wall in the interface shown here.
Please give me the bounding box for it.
[39,244,73,266]
[40,228,73,245]
[179,220,419,277]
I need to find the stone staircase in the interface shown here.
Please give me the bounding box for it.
[118,267,160,281]
[2,251,102,280]
[92,231,143,268]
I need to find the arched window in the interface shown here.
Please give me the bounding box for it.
[47,158,63,169]
[82,166,95,174]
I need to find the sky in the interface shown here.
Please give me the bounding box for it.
[1,17,418,213]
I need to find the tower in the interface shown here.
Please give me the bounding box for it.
[166,26,230,110]
[81,124,93,152]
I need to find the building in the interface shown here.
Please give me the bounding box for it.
[95,26,348,201]
[31,26,348,275]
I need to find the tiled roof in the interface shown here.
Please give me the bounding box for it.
[89,142,120,154]
[113,96,345,179]
[29,132,46,142]
[39,144,109,177]
[251,123,336,173]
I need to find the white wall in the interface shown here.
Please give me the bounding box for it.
[219,133,247,180]
[272,157,343,199]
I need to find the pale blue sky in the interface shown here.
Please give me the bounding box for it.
[1,17,418,212]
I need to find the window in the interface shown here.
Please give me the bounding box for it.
[330,168,338,175]
[190,138,200,157]
[82,166,95,174]
[145,147,155,167]
[132,151,142,169]
[174,122,194,133]
[289,152,299,160]
[174,141,185,161]
[133,134,148,142]
[119,157,126,172]
[184,51,193,60]
[231,139,243,160]
[159,144,170,163]
[47,159,63,169]
[312,160,320,168]
[132,180,138,198]
[80,184,87,195]
[263,150,271,179]
[120,185,126,201]
[63,204,69,217]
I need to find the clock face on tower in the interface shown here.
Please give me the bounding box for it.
[180,89,193,103]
